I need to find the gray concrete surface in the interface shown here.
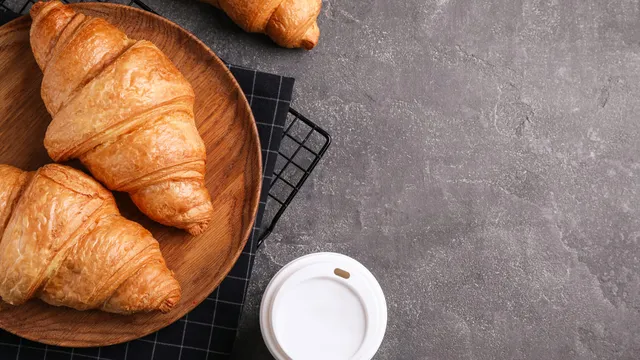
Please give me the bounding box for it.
[147,0,640,358]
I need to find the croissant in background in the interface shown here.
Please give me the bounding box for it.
[203,0,322,49]
[29,1,214,235]
[0,164,181,314]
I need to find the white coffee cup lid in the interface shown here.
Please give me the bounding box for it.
[260,252,387,360]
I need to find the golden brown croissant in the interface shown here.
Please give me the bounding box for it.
[0,164,181,314]
[203,0,322,49]
[29,1,214,235]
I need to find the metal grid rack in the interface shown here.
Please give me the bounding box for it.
[257,108,331,246]
[0,0,331,245]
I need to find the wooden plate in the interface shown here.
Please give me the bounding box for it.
[0,2,261,347]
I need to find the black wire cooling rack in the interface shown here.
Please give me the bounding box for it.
[0,0,330,247]
[259,108,331,246]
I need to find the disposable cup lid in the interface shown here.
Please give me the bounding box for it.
[260,252,387,360]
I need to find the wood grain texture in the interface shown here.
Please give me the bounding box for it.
[0,2,261,347]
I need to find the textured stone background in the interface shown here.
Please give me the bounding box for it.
[147,0,640,358]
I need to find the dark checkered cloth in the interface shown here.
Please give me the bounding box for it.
[0,9,294,357]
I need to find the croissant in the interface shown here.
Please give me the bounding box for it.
[203,0,322,49]
[29,1,214,235]
[0,164,181,314]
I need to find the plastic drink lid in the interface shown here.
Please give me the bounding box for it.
[260,252,387,360]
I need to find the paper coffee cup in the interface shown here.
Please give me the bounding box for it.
[260,252,387,360]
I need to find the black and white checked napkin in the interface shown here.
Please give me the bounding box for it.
[0,11,294,358]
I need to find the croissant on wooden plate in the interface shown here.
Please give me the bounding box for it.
[29,1,214,235]
[203,0,322,49]
[0,164,181,314]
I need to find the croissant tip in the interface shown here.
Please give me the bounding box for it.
[300,22,320,50]
[158,290,181,313]
[29,1,47,19]
[301,39,317,50]
[185,221,210,236]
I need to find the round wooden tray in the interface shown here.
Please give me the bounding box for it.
[0,3,261,347]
